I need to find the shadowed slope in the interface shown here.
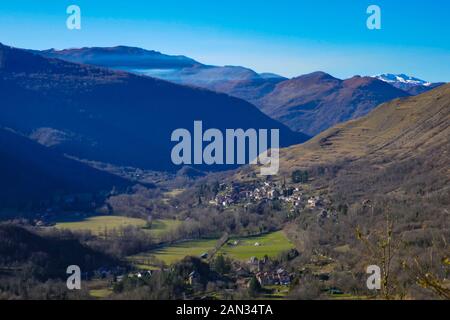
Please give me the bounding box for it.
[0,43,308,173]
[0,128,130,212]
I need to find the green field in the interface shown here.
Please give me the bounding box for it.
[130,239,219,266]
[262,285,290,300]
[129,231,294,268]
[53,215,181,239]
[54,215,147,235]
[90,288,113,299]
[147,219,182,238]
[86,279,113,299]
[219,231,295,261]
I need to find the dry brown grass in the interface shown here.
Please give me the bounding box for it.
[236,83,450,181]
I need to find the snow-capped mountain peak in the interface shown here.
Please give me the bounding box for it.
[374,73,432,87]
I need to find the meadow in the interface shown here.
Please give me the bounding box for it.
[53,215,181,239]
[219,231,295,261]
[54,215,147,235]
[129,239,219,266]
[129,231,294,268]
[146,219,182,239]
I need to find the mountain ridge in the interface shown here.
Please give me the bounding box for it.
[257,73,411,136]
[234,83,449,205]
[276,83,450,179]
[373,73,445,95]
[0,43,308,174]
[34,45,435,136]
[32,45,202,70]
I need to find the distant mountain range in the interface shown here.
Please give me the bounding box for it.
[0,43,307,173]
[35,46,445,136]
[164,65,287,102]
[33,46,201,70]
[255,72,411,136]
[35,46,287,105]
[373,73,445,95]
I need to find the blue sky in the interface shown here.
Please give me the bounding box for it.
[0,0,449,81]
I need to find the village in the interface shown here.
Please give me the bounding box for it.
[208,181,336,221]
[90,245,297,299]
[20,173,342,300]
[94,179,339,298]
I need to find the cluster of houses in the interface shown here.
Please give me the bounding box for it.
[209,182,300,208]
[246,182,280,202]
[256,268,292,286]
[244,256,293,287]
[209,184,250,207]
[210,182,340,226]
[125,270,153,281]
[307,196,322,208]
[208,182,331,218]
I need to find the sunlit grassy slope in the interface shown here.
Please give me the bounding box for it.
[219,231,294,261]
[131,239,219,266]
[54,216,147,234]
[236,83,450,180]
[129,231,294,267]
[54,215,181,239]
